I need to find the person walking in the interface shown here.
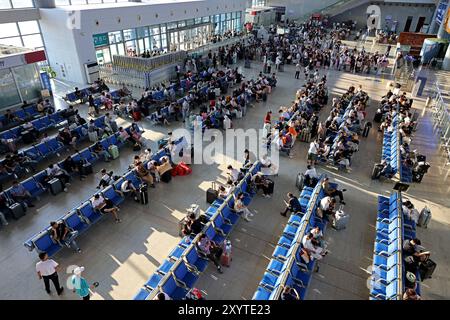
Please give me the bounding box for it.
[71,266,99,300]
[295,63,301,79]
[35,252,64,295]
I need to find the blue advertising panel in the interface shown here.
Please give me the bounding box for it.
[436,1,448,25]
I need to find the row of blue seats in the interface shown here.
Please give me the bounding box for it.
[133,161,262,300]
[0,104,40,131]
[1,115,107,184]
[22,131,179,257]
[252,176,331,300]
[381,113,399,177]
[0,109,67,142]
[369,192,418,300]
[65,88,121,105]
[4,122,140,222]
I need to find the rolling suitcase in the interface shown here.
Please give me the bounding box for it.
[81,162,93,176]
[220,240,232,267]
[419,259,436,280]
[206,182,218,204]
[296,173,304,191]
[108,145,119,159]
[417,206,431,228]
[140,183,148,205]
[8,203,26,219]
[373,112,383,123]
[21,130,35,144]
[88,131,98,142]
[49,178,64,195]
[265,178,274,195]
[371,164,382,180]
[244,59,251,68]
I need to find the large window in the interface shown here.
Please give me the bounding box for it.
[54,0,131,5]
[0,69,21,109]
[0,21,44,51]
[251,0,266,7]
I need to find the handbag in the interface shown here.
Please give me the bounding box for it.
[300,248,310,264]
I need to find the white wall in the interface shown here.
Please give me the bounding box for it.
[267,0,337,19]
[39,9,86,84]
[39,0,247,84]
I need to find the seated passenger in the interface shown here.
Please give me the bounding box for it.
[10,180,35,208]
[50,220,81,253]
[196,233,223,273]
[121,180,139,202]
[280,192,302,217]
[91,193,121,223]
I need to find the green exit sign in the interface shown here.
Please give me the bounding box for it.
[93,33,109,47]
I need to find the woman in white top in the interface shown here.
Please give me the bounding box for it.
[234,192,254,222]
[302,233,327,261]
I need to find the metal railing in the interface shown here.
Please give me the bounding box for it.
[431,81,450,165]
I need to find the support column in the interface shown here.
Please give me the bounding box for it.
[34,0,56,8]
[442,44,450,70]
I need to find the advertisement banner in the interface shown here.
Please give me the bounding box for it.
[436,2,448,25]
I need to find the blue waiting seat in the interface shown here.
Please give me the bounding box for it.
[46,138,64,155]
[31,229,63,257]
[62,210,90,235]
[78,147,99,165]
[77,201,103,224]
[101,185,124,206]
[144,273,163,290]
[123,171,142,189]
[35,142,53,160]
[172,260,199,289]
[160,275,189,300]
[133,287,151,300]
[183,245,209,274]
[21,177,46,199]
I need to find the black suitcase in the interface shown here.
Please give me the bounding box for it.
[140,184,148,205]
[21,130,35,144]
[206,182,218,204]
[244,60,251,68]
[262,93,267,101]
[417,154,426,162]
[265,178,274,195]
[371,164,382,180]
[419,259,436,280]
[8,203,26,219]
[373,112,383,123]
[81,163,93,176]
[49,178,64,195]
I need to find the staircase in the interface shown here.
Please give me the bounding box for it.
[318,0,370,17]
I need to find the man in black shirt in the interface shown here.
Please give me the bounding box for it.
[50,221,81,253]
[280,192,302,217]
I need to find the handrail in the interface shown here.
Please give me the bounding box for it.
[395,191,403,300]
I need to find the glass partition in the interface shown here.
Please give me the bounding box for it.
[12,64,42,102]
[0,69,21,109]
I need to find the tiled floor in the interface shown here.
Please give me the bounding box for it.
[0,52,449,300]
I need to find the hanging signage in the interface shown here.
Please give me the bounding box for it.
[445,8,450,33]
[93,33,109,47]
[436,2,448,25]
[0,54,25,70]
[40,71,52,93]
